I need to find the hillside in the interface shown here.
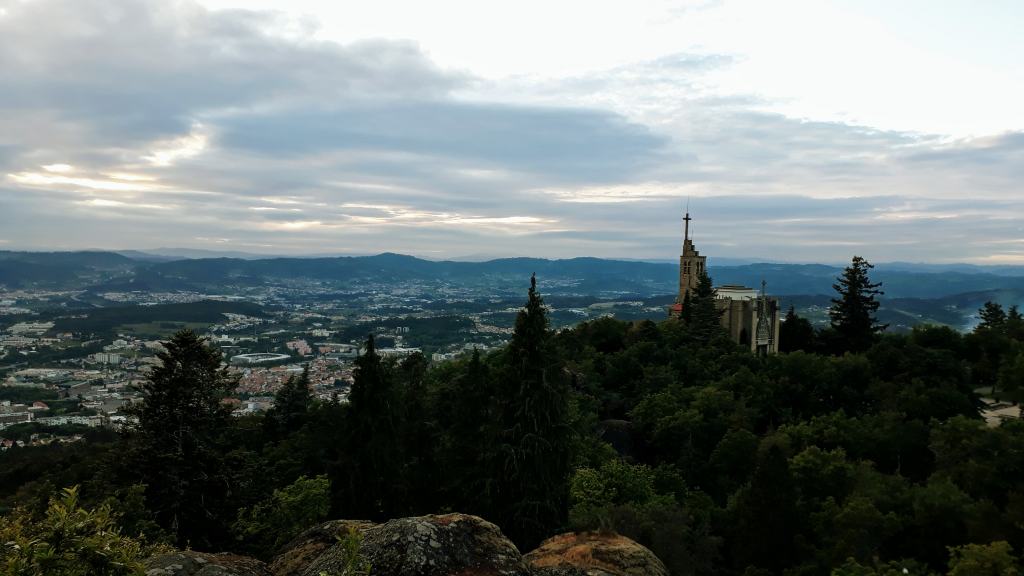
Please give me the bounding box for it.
[3,250,1024,300]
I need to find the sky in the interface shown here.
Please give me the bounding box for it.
[1,0,1022,263]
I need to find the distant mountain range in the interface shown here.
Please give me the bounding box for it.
[2,250,1024,303]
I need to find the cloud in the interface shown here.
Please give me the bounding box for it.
[0,0,464,161]
[216,102,665,180]
[1,0,1022,264]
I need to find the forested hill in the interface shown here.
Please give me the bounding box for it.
[3,250,1024,299]
[5,274,1024,576]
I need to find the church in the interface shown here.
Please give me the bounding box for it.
[669,212,781,355]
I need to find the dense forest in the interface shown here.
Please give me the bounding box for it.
[3,258,1024,576]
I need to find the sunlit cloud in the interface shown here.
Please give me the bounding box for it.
[143,124,210,167]
[259,220,325,231]
[969,253,1024,265]
[258,195,305,204]
[249,206,303,212]
[76,198,171,210]
[874,211,959,221]
[103,172,158,182]
[543,183,689,203]
[340,203,396,211]
[8,171,166,192]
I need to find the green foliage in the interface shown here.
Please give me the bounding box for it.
[263,367,312,441]
[831,558,935,576]
[997,351,1024,396]
[102,484,167,544]
[729,444,799,574]
[780,306,816,353]
[318,527,371,576]
[830,256,887,352]
[0,388,58,403]
[52,301,264,338]
[569,459,656,523]
[117,329,238,548]
[685,271,726,343]
[493,274,571,550]
[947,542,1019,576]
[336,334,404,519]
[568,459,719,576]
[0,486,153,576]
[9,265,1024,576]
[979,302,1009,332]
[233,475,330,558]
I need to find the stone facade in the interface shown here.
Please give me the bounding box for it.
[669,214,781,354]
[715,283,781,355]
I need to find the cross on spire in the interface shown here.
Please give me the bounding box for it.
[683,211,692,244]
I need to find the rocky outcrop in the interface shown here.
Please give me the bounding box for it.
[269,519,374,576]
[148,516,666,576]
[298,513,532,576]
[524,532,669,576]
[145,551,272,576]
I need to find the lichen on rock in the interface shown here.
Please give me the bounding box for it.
[145,550,272,576]
[298,513,532,576]
[269,519,376,576]
[524,532,669,576]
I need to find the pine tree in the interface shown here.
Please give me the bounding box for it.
[494,274,571,550]
[398,352,438,515]
[978,301,1007,332]
[687,270,725,342]
[338,334,402,519]
[445,348,492,513]
[121,329,237,548]
[829,256,886,352]
[1007,305,1024,340]
[265,366,312,439]
[779,306,815,353]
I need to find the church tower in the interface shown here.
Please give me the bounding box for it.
[670,211,707,317]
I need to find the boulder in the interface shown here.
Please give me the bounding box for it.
[145,551,271,576]
[298,513,532,576]
[269,519,375,576]
[524,532,668,576]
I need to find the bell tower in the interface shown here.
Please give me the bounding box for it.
[671,211,707,317]
[678,211,707,302]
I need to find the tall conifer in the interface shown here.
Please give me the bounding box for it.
[688,270,725,342]
[122,329,236,547]
[494,274,571,550]
[829,256,886,352]
[340,334,401,519]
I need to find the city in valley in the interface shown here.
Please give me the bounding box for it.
[3,236,1023,445]
[4,1,1024,575]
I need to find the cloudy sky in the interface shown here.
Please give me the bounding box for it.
[2,0,1022,263]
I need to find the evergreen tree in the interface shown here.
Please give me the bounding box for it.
[687,270,725,342]
[731,445,799,574]
[337,334,402,519]
[830,256,886,352]
[972,302,1016,392]
[1006,305,1024,340]
[494,274,571,550]
[444,348,492,513]
[121,329,237,548]
[978,302,1007,332]
[398,352,438,515]
[779,306,816,353]
[264,366,312,440]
